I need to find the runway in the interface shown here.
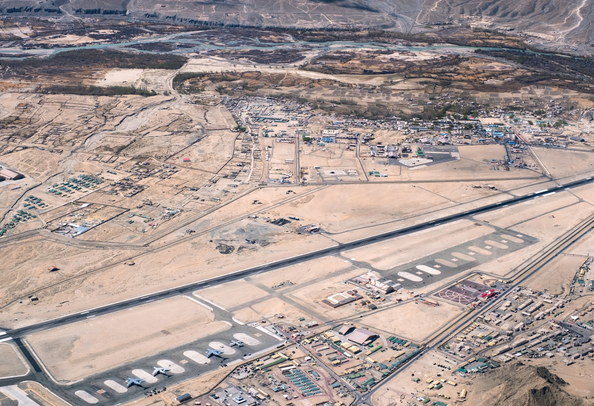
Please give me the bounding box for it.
[5,176,594,340]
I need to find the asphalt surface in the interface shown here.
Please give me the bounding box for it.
[4,176,593,341]
[0,176,593,406]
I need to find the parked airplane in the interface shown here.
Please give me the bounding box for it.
[206,349,223,358]
[230,340,244,347]
[126,377,145,388]
[152,367,170,376]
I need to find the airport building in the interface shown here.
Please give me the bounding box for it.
[0,168,24,181]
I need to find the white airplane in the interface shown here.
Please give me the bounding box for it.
[230,340,244,347]
[126,377,145,388]
[206,349,223,358]
[152,367,170,376]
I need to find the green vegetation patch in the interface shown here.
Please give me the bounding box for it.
[41,85,157,96]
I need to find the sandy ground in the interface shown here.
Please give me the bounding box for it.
[566,228,594,256]
[371,349,470,406]
[0,343,28,378]
[18,382,72,406]
[287,267,378,321]
[359,300,465,343]
[329,191,511,244]
[250,255,352,288]
[26,297,229,382]
[343,220,494,270]
[0,230,336,329]
[524,254,587,295]
[251,297,320,324]
[263,183,452,234]
[101,69,144,86]
[476,201,594,278]
[0,236,137,308]
[510,201,594,241]
[475,190,581,228]
[532,147,594,180]
[195,279,270,309]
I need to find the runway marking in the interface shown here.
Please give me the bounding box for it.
[0,337,13,343]
[192,293,227,311]
[184,295,213,311]
[535,189,548,194]
[86,315,95,319]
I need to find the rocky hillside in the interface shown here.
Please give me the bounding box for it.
[470,363,593,406]
[0,0,592,48]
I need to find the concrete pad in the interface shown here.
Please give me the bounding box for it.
[485,240,508,249]
[104,380,127,393]
[434,259,458,268]
[0,385,38,406]
[451,252,476,262]
[183,350,211,365]
[415,265,441,275]
[469,246,492,255]
[131,369,158,383]
[209,342,236,355]
[0,344,29,378]
[397,272,423,282]
[75,390,99,404]
[500,234,524,243]
[233,333,260,346]
[26,296,227,381]
[157,360,184,374]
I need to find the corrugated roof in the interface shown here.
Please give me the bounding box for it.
[348,329,378,345]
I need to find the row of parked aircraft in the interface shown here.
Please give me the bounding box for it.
[125,341,244,388]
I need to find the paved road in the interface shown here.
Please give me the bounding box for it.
[3,176,593,341]
[357,207,594,405]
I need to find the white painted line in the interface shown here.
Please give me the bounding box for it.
[144,299,155,303]
[192,294,227,311]
[0,337,13,343]
[535,189,548,194]
[80,311,89,315]
[0,332,6,336]
[542,192,556,197]
[256,326,284,341]
[183,295,213,311]
[86,315,96,319]
[232,317,245,325]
